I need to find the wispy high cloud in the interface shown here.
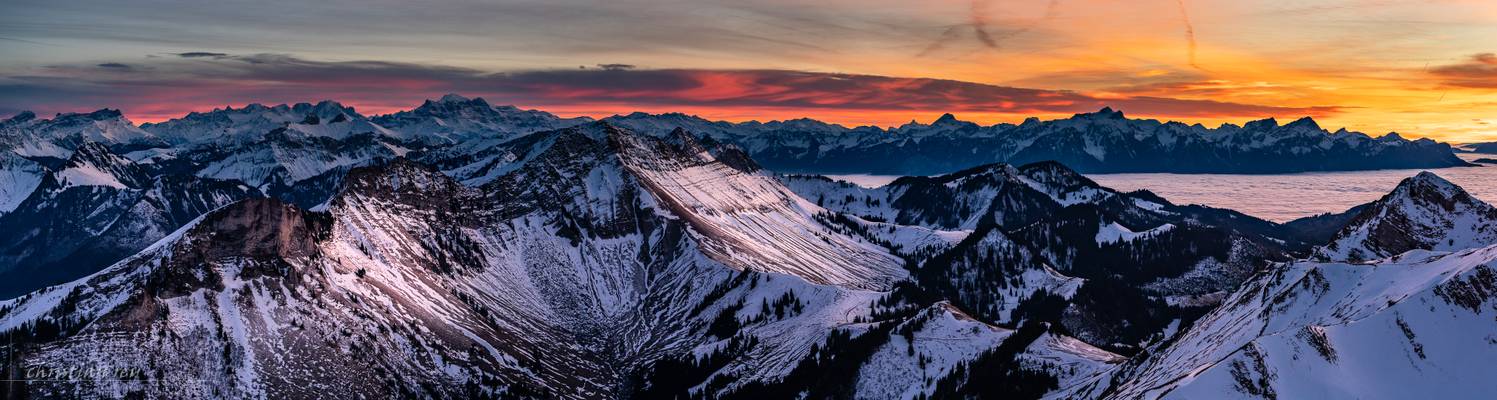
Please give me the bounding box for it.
[0,54,1339,123]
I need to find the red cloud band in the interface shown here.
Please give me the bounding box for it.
[0,54,1339,124]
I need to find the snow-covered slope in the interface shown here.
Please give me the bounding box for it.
[854,303,1122,399]
[0,152,45,215]
[1084,246,1497,399]
[1317,171,1497,262]
[609,126,905,289]
[52,141,151,189]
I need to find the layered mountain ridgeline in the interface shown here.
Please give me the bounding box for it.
[0,97,1470,226]
[0,97,1495,398]
[606,108,1471,175]
[3,96,1472,188]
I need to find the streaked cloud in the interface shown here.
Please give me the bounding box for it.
[1432,53,1497,89]
[175,52,229,59]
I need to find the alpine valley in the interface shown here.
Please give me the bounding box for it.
[0,96,1494,399]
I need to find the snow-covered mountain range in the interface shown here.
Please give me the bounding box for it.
[0,96,1493,399]
[604,107,1470,175]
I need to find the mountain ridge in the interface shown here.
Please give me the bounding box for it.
[1315,171,1497,262]
[3,95,1471,177]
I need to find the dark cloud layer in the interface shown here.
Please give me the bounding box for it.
[175,52,230,58]
[595,64,636,71]
[1431,53,1497,89]
[0,54,1338,122]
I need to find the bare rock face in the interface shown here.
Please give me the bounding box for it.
[181,198,331,262]
[145,198,331,298]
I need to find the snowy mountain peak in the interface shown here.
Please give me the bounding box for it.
[437,93,472,103]
[1284,116,1321,131]
[60,108,125,121]
[1317,171,1497,262]
[1017,161,1112,202]
[1097,106,1124,119]
[662,127,707,153]
[421,94,493,110]
[759,117,845,133]
[54,141,150,189]
[372,96,583,143]
[3,110,36,125]
[304,100,355,121]
[67,140,113,160]
[1075,107,1125,120]
[1405,170,1461,197]
[920,162,1024,184]
[933,112,961,125]
[1243,117,1279,130]
[601,111,735,138]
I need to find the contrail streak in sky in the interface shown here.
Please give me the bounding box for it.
[1175,0,1201,70]
[917,0,1060,57]
[970,0,999,48]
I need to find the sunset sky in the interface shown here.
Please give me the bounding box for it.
[2,0,1495,142]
